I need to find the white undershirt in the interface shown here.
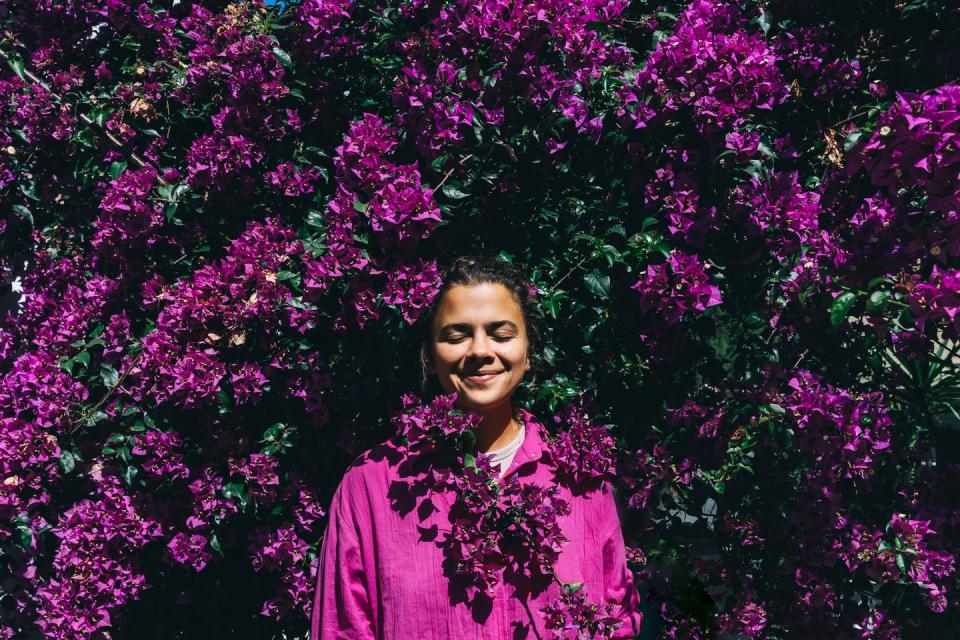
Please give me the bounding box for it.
[483,424,525,478]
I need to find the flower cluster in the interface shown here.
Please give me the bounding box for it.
[303,113,443,329]
[390,392,619,634]
[34,474,164,640]
[541,583,622,640]
[184,134,265,197]
[841,513,956,613]
[548,400,618,488]
[849,83,960,216]
[625,1,789,133]
[782,369,893,483]
[122,217,323,415]
[907,265,960,339]
[391,0,633,155]
[631,249,723,326]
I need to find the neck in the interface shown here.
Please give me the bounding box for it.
[469,402,520,453]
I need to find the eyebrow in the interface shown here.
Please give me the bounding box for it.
[438,320,520,334]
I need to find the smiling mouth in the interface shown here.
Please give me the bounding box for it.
[461,371,503,383]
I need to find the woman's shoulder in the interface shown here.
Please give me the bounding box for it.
[338,438,405,486]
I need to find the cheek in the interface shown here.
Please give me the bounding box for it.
[433,345,460,368]
[504,342,528,364]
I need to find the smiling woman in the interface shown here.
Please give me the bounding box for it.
[310,256,643,639]
[425,281,532,452]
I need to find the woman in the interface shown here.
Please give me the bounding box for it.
[311,256,643,639]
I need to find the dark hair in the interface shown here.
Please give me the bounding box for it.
[416,255,544,413]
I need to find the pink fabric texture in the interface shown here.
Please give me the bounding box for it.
[310,408,643,639]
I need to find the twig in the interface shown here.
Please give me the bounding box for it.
[520,594,545,640]
[791,348,809,370]
[831,110,870,128]
[433,154,475,192]
[69,349,146,434]
[552,256,589,290]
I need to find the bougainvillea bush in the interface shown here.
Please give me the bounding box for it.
[1,0,959,637]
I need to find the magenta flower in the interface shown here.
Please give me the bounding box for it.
[631,250,723,325]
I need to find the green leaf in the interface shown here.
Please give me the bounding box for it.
[209,533,224,556]
[272,46,293,68]
[100,363,119,389]
[866,290,890,313]
[583,271,610,299]
[562,581,585,593]
[74,351,91,369]
[758,10,773,35]
[441,181,469,200]
[123,464,138,488]
[829,292,857,326]
[8,56,26,80]
[867,276,894,288]
[59,450,77,474]
[262,422,285,442]
[11,204,33,227]
[843,130,863,153]
[352,199,368,213]
[306,209,325,229]
[895,553,909,576]
[222,482,247,503]
[20,181,40,201]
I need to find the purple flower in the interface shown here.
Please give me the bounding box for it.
[167,532,213,572]
[549,400,618,488]
[381,259,442,324]
[631,250,723,325]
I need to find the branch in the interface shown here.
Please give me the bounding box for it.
[69,349,146,434]
[0,47,169,186]
[433,153,475,192]
[552,256,589,291]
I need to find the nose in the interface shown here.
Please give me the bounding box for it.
[466,330,494,361]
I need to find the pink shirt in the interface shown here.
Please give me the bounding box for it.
[310,408,643,639]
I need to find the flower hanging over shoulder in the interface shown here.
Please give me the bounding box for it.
[392,391,483,451]
[387,391,622,636]
[548,400,618,489]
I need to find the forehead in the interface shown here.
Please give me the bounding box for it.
[433,283,525,325]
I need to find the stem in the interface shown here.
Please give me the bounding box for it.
[521,594,545,640]
[831,111,870,128]
[433,154,475,192]
[791,348,809,369]
[70,349,145,434]
[552,256,589,290]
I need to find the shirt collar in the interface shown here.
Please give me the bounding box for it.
[504,408,553,474]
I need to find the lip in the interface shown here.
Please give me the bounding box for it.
[461,371,503,384]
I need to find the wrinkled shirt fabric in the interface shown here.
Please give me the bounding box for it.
[310,408,643,639]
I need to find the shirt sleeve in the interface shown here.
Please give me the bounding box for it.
[600,485,643,639]
[310,477,377,640]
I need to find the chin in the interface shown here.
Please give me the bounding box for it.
[456,389,512,408]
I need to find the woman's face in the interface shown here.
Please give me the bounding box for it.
[428,282,531,415]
